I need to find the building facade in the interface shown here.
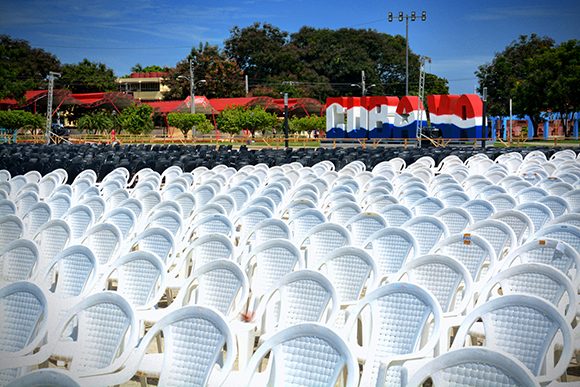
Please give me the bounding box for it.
[116,72,170,101]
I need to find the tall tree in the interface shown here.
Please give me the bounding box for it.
[0,35,61,100]
[163,43,245,100]
[59,59,117,93]
[476,34,555,129]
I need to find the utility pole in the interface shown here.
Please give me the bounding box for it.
[45,71,61,145]
[509,98,513,146]
[189,59,195,114]
[482,87,488,148]
[361,70,366,97]
[245,75,249,96]
[416,56,430,147]
[387,10,427,96]
[283,93,289,148]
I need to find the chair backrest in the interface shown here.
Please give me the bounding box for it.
[402,215,449,255]
[117,198,143,222]
[539,195,570,218]
[14,191,38,216]
[300,223,351,269]
[5,369,81,387]
[515,202,554,234]
[434,207,473,235]
[502,237,580,287]
[144,208,183,238]
[182,233,234,272]
[477,262,577,324]
[462,199,496,222]
[363,227,419,279]
[562,188,580,211]
[439,190,470,207]
[326,201,361,225]
[100,251,166,311]
[548,213,580,228]
[174,259,248,319]
[0,215,23,247]
[411,196,445,216]
[344,212,387,247]
[287,208,326,243]
[255,270,338,333]
[105,188,129,212]
[491,209,534,244]
[174,192,196,218]
[189,214,234,240]
[345,282,442,386]
[242,322,359,387]
[465,219,517,260]
[0,240,39,284]
[46,193,72,219]
[243,239,304,297]
[50,292,139,377]
[0,199,16,218]
[79,196,106,222]
[21,202,52,238]
[242,218,291,249]
[233,206,273,240]
[406,347,540,387]
[487,193,517,212]
[451,294,573,384]
[210,194,236,216]
[0,281,47,356]
[38,245,97,298]
[63,204,94,242]
[396,254,473,316]
[136,190,162,216]
[32,219,70,271]
[124,227,175,266]
[433,233,497,283]
[80,223,122,266]
[534,223,580,252]
[378,204,412,227]
[318,246,378,304]
[100,207,136,239]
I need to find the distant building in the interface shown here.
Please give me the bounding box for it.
[116,72,170,101]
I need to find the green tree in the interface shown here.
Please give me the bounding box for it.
[0,35,61,100]
[117,104,153,135]
[59,59,117,93]
[239,106,278,138]
[77,111,115,134]
[163,43,245,100]
[216,106,245,137]
[476,34,555,131]
[167,112,213,138]
[131,64,169,73]
[0,110,44,134]
[289,115,326,137]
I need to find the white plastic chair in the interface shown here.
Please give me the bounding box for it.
[98,251,166,312]
[535,223,580,253]
[344,212,387,248]
[406,347,540,387]
[32,219,70,271]
[300,222,351,269]
[465,219,517,261]
[188,214,234,241]
[21,202,51,238]
[434,207,473,235]
[0,199,16,217]
[402,215,449,255]
[344,282,442,387]
[548,213,580,228]
[240,322,359,387]
[122,227,175,267]
[82,305,236,387]
[378,204,413,227]
[439,191,470,207]
[80,223,122,266]
[0,281,48,386]
[14,191,38,216]
[491,209,534,245]
[516,202,554,235]
[174,191,196,218]
[502,238,580,288]
[79,196,105,222]
[287,208,326,244]
[100,207,136,239]
[0,215,23,246]
[2,292,139,383]
[363,227,419,281]
[326,201,361,225]
[432,233,497,285]
[46,193,72,219]
[211,194,236,216]
[487,193,518,212]
[5,369,81,387]
[36,245,98,299]
[63,204,94,242]
[477,263,577,324]
[143,208,183,239]
[0,240,39,285]
[451,294,573,385]
[411,196,445,216]
[540,195,570,218]
[136,190,162,216]
[118,197,143,222]
[461,199,496,222]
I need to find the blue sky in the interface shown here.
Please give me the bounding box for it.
[1,0,578,95]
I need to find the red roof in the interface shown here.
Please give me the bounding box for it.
[144,100,187,114]
[71,92,106,105]
[0,90,48,106]
[130,72,169,78]
[209,98,257,112]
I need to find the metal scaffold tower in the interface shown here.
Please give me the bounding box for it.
[416,56,431,147]
[45,71,61,144]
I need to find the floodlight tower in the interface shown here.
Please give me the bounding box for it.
[387,10,427,96]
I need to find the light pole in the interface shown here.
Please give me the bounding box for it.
[283,93,289,148]
[350,71,376,96]
[45,71,61,144]
[177,60,205,114]
[387,10,427,96]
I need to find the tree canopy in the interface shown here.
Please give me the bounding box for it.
[59,59,117,93]
[0,35,60,100]
[167,112,213,137]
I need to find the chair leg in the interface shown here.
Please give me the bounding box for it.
[140,375,148,387]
